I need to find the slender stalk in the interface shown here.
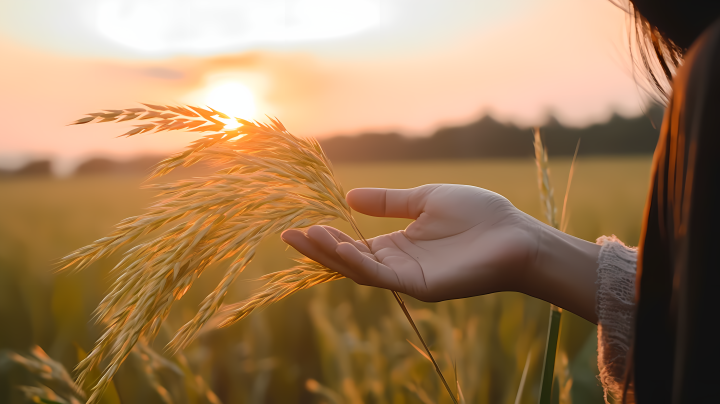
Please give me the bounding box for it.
[392,291,459,404]
[350,219,458,404]
[533,128,576,404]
[515,350,532,404]
[560,139,581,233]
[539,305,562,404]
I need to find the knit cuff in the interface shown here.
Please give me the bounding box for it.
[595,235,637,403]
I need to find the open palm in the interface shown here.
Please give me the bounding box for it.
[282,184,540,302]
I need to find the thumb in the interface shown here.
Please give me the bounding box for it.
[346,185,439,219]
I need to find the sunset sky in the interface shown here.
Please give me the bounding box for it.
[0,0,647,174]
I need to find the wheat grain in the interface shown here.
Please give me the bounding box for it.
[533,128,558,229]
[61,105,357,403]
[215,257,344,328]
[64,104,456,404]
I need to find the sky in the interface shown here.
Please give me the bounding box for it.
[0,0,647,174]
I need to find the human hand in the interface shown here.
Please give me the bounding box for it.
[281,184,540,302]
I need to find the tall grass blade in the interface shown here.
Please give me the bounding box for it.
[533,128,565,404]
[560,139,581,233]
[539,306,562,404]
[514,350,532,404]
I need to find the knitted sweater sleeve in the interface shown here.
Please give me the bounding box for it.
[595,235,637,403]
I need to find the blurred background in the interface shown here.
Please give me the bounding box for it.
[0,0,657,403]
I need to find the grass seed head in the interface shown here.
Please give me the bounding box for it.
[533,128,558,228]
[62,105,357,403]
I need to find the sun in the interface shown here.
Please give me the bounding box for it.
[204,81,257,129]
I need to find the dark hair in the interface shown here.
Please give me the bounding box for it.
[607,0,685,103]
[612,2,720,403]
[629,9,684,103]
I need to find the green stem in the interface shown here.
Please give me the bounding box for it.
[539,305,562,404]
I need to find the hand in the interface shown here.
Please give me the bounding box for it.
[283,184,602,323]
[282,184,539,302]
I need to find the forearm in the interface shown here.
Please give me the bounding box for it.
[518,219,601,323]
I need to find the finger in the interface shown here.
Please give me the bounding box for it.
[280,229,345,270]
[283,228,377,285]
[346,185,440,219]
[336,242,403,291]
[319,225,371,253]
[281,229,323,260]
[371,232,406,262]
[308,226,378,272]
[307,225,342,253]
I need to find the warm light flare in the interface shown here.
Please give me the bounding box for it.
[204,82,256,129]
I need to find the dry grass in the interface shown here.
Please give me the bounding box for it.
[61,105,361,403]
[215,257,344,327]
[61,104,460,404]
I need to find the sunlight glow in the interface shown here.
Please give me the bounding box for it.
[204,82,257,129]
[95,0,380,53]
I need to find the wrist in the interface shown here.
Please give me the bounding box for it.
[518,219,601,323]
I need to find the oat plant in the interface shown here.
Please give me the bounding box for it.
[533,128,579,404]
[61,104,456,403]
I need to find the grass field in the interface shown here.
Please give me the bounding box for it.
[0,156,652,404]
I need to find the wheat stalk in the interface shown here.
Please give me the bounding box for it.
[533,128,579,404]
[62,104,455,403]
[533,128,562,404]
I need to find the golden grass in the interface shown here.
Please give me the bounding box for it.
[61,105,364,403]
[215,257,344,327]
[61,104,461,403]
